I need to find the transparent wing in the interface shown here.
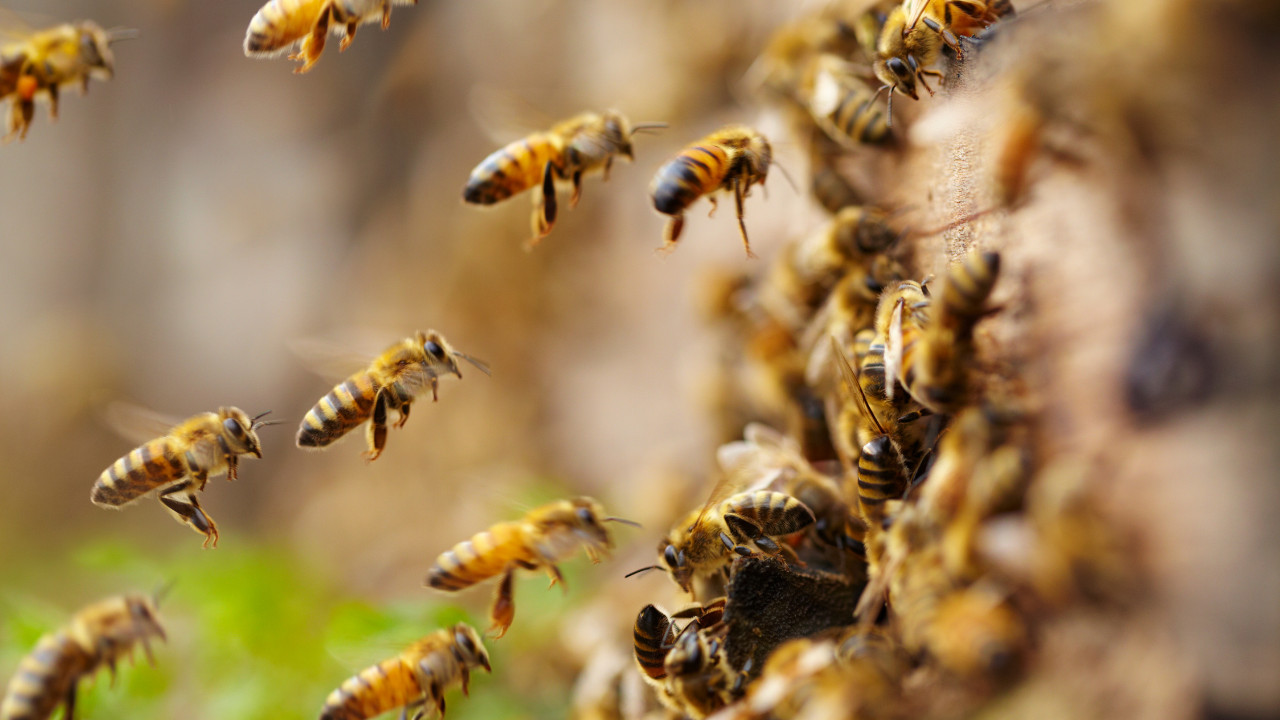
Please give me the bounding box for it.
[467,83,555,146]
[289,336,378,381]
[884,299,905,401]
[103,401,182,445]
[904,0,930,32]
[0,8,37,44]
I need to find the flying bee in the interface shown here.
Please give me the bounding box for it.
[319,624,491,720]
[806,54,891,148]
[424,498,638,639]
[0,20,134,142]
[0,593,166,720]
[631,484,814,595]
[244,0,417,74]
[650,126,772,259]
[462,110,665,249]
[90,406,279,548]
[296,330,489,462]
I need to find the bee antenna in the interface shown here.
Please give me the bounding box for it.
[604,516,643,528]
[250,410,273,423]
[624,565,661,579]
[453,352,492,376]
[250,411,285,430]
[106,27,140,43]
[771,160,799,194]
[831,336,887,437]
[630,122,668,135]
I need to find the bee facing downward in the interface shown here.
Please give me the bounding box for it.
[319,624,491,720]
[425,498,639,639]
[0,593,166,720]
[462,110,665,249]
[91,407,278,548]
[650,126,773,259]
[296,330,489,462]
[244,0,418,74]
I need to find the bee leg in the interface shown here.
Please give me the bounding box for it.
[382,0,394,30]
[64,684,77,720]
[395,401,412,429]
[656,215,684,256]
[489,569,516,639]
[159,482,219,548]
[733,180,757,259]
[527,161,558,249]
[570,170,583,208]
[293,3,332,73]
[431,376,439,402]
[547,564,567,592]
[435,693,446,717]
[226,454,239,481]
[402,701,425,720]
[47,84,58,121]
[602,155,613,181]
[340,20,358,52]
[460,666,471,695]
[706,196,718,218]
[410,708,426,720]
[917,69,945,96]
[363,391,389,462]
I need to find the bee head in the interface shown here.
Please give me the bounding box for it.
[414,330,460,378]
[599,110,634,159]
[663,627,705,676]
[658,541,692,592]
[78,22,119,78]
[743,133,772,181]
[568,497,613,547]
[218,407,272,458]
[453,624,492,673]
[123,595,167,642]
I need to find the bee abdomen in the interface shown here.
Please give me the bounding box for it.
[320,657,421,720]
[463,137,557,205]
[651,145,729,216]
[941,251,1000,321]
[425,523,527,591]
[831,92,888,144]
[857,436,908,518]
[633,605,672,680]
[244,0,314,55]
[0,632,84,720]
[297,373,378,449]
[728,491,815,537]
[90,438,182,507]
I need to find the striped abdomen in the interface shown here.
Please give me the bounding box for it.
[939,251,999,333]
[651,144,731,216]
[897,321,927,403]
[814,79,889,146]
[633,605,673,680]
[297,371,379,448]
[90,438,185,507]
[425,521,535,591]
[857,435,908,523]
[319,655,422,720]
[0,631,87,720]
[244,0,327,55]
[463,134,563,205]
[719,491,814,539]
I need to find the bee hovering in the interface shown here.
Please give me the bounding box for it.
[296,330,489,461]
[90,405,280,548]
[462,110,665,249]
[244,0,418,74]
[0,593,166,720]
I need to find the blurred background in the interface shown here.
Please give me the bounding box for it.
[0,0,822,718]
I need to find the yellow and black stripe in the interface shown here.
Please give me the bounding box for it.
[822,86,890,146]
[856,435,908,523]
[244,0,325,55]
[721,491,814,539]
[650,143,731,217]
[319,655,423,720]
[424,521,534,592]
[463,134,563,205]
[0,631,85,720]
[633,605,673,680]
[90,438,184,507]
[297,372,379,448]
[938,251,1000,331]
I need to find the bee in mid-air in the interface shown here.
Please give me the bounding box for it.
[244,0,417,74]
[319,624,491,720]
[650,126,773,259]
[425,498,638,639]
[463,110,665,249]
[296,330,489,462]
[0,19,134,142]
[91,406,278,548]
[0,593,166,720]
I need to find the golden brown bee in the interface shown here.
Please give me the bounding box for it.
[806,54,891,148]
[632,599,726,684]
[425,498,637,639]
[463,111,664,249]
[660,623,737,719]
[244,0,417,74]
[0,20,133,142]
[319,624,491,720]
[296,330,489,462]
[90,407,278,548]
[650,126,772,259]
[0,593,165,720]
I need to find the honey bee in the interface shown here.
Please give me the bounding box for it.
[244,0,417,74]
[632,599,726,684]
[660,622,737,719]
[808,134,864,213]
[650,126,772,259]
[296,330,489,462]
[806,54,891,148]
[424,498,638,639]
[462,110,665,249]
[635,486,814,595]
[90,407,279,548]
[319,624,491,720]
[0,593,165,720]
[0,20,133,142]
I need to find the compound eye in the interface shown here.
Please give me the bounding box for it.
[456,630,476,655]
[663,545,679,568]
[887,56,910,79]
[576,507,595,525]
[425,341,444,359]
[864,274,884,294]
[223,418,246,439]
[81,34,103,66]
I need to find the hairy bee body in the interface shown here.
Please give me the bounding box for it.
[650,126,771,258]
[319,624,490,720]
[0,595,165,720]
[90,407,269,548]
[244,0,416,73]
[807,55,890,147]
[297,330,487,461]
[1,21,124,142]
[425,498,625,638]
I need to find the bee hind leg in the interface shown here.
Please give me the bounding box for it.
[339,20,358,52]
[363,391,389,462]
[570,170,583,208]
[488,569,517,639]
[707,196,718,218]
[527,161,558,250]
[547,564,567,592]
[47,84,59,121]
[733,181,757,259]
[64,684,77,720]
[158,481,219,548]
[395,401,411,429]
[292,3,332,73]
[656,215,684,257]
[382,0,393,30]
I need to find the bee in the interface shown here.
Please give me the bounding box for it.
[650,126,772,259]
[632,599,726,684]
[424,498,638,639]
[0,593,166,720]
[296,330,489,462]
[806,54,891,148]
[808,134,864,213]
[918,584,1025,677]
[1,20,133,142]
[319,624,491,720]
[462,111,665,249]
[636,485,814,595]
[660,622,738,719]
[90,407,279,548]
[244,0,417,74]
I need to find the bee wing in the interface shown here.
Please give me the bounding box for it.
[288,336,378,381]
[691,473,748,530]
[467,84,555,146]
[0,8,38,44]
[903,0,930,32]
[884,299,905,402]
[103,401,182,445]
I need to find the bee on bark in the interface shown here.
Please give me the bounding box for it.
[0,593,165,720]
[462,111,665,248]
[319,624,491,720]
[296,330,489,462]
[91,406,279,548]
[650,126,772,259]
[425,498,638,638]
[244,0,418,74]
